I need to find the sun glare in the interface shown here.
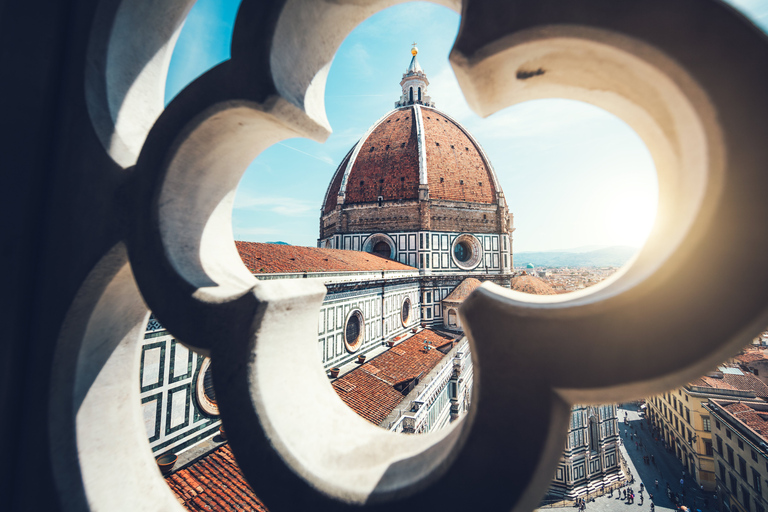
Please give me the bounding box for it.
[605,193,658,248]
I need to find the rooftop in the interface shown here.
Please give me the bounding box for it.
[165,444,267,512]
[510,273,557,295]
[735,350,768,364]
[689,370,768,398]
[235,241,415,274]
[710,399,768,442]
[332,329,457,425]
[443,277,483,303]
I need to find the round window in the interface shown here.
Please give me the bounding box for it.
[451,234,483,270]
[362,233,395,259]
[343,310,365,353]
[454,242,471,262]
[401,297,411,326]
[195,358,219,416]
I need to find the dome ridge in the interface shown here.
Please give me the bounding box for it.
[335,106,415,209]
[420,106,504,205]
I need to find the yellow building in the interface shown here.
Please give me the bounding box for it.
[646,368,768,492]
[705,399,768,512]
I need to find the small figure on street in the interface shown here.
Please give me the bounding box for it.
[640,483,644,492]
[655,479,659,489]
[651,454,655,465]
[650,502,655,512]
[623,489,627,500]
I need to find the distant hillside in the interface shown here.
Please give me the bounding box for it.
[514,246,637,268]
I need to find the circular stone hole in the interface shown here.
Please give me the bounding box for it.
[196,358,219,416]
[451,234,483,270]
[344,310,365,353]
[454,242,471,262]
[401,297,411,326]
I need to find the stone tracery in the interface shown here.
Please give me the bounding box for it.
[31,1,768,511]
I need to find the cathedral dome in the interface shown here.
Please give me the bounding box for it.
[319,47,513,245]
[321,105,500,214]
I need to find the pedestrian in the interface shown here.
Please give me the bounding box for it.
[655,479,659,489]
[623,489,627,500]
[650,502,655,512]
[651,454,655,465]
[679,478,684,487]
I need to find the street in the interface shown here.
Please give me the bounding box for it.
[540,403,717,512]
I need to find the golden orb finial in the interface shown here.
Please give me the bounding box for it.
[411,42,418,56]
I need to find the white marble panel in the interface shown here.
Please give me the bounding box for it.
[169,388,188,428]
[173,343,188,378]
[142,398,158,438]
[141,347,161,388]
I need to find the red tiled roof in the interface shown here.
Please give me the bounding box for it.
[344,108,421,205]
[736,351,768,363]
[235,242,415,274]
[689,372,768,398]
[322,106,497,211]
[322,147,354,215]
[165,444,268,512]
[332,329,456,425]
[443,278,482,303]
[510,274,557,295]
[422,108,496,203]
[721,402,768,439]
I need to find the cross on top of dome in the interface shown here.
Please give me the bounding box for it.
[395,45,434,108]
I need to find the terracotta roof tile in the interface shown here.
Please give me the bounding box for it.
[331,329,456,425]
[322,146,354,214]
[344,108,421,205]
[721,402,768,439]
[235,242,415,274]
[691,372,768,397]
[323,106,497,210]
[510,274,557,295]
[736,351,768,363]
[422,108,496,203]
[166,445,269,512]
[443,278,482,303]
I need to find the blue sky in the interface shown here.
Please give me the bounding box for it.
[167,0,768,253]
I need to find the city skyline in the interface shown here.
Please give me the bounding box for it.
[167,0,768,253]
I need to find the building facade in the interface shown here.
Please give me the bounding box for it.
[706,399,768,512]
[646,368,768,491]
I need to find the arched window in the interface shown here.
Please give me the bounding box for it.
[418,87,422,102]
[409,87,413,103]
[589,416,599,452]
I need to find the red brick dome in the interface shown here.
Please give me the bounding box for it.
[322,105,502,214]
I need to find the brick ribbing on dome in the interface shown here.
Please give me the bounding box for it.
[343,108,420,205]
[322,148,353,215]
[422,109,496,203]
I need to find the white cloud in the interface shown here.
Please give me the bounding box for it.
[233,194,316,217]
